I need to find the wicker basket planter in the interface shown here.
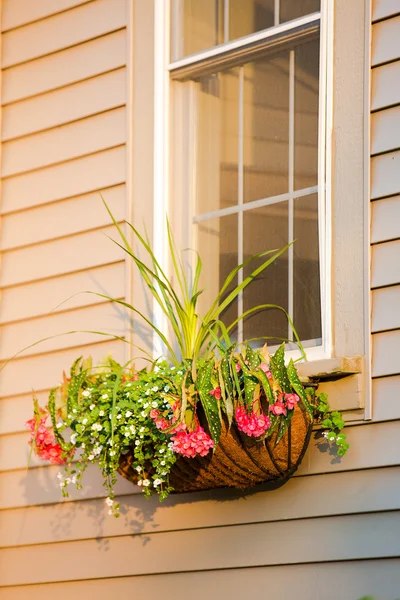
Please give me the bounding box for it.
[118,401,312,493]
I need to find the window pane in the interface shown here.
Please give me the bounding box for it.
[229,0,274,41]
[196,215,238,331]
[195,69,239,215]
[171,0,223,61]
[243,203,289,344]
[294,39,319,190]
[243,52,289,203]
[279,0,320,24]
[293,194,321,342]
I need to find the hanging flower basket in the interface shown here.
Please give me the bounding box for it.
[21,199,349,515]
[119,399,312,493]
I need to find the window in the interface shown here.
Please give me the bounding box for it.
[169,1,325,357]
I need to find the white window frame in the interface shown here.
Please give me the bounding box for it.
[159,1,332,363]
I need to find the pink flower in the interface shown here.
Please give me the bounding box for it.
[171,426,214,458]
[285,393,299,410]
[210,386,221,400]
[150,407,186,434]
[269,401,287,416]
[259,362,273,380]
[235,406,271,438]
[26,416,68,465]
[235,363,241,373]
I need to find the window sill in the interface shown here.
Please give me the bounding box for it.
[297,357,365,417]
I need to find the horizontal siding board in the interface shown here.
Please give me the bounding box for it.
[371,239,400,287]
[373,376,400,421]
[0,432,51,471]
[372,15,400,66]
[372,286,400,331]
[1,512,400,585]
[1,466,400,548]
[1,0,93,31]
[372,330,400,377]
[1,560,400,600]
[0,302,127,362]
[0,262,125,324]
[372,0,400,21]
[2,107,126,177]
[1,145,126,213]
[0,225,124,287]
[0,185,125,250]
[371,195,400,243]
[371,60,400,111]
[0,461,134,511]
[2,30,126,105]
[371,150,400,199]
[2,68,126,140]
[0,340,125,399]
[371,105,400,155]
[2,0,127,68]
[0,392,50,435]
[2,420,400,510]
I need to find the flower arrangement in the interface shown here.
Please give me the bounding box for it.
[26,200,348,515]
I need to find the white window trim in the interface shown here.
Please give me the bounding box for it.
[127,0,371,416]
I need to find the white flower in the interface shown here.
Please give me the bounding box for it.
[68,414,72,419]
[142,479,150,487]
[110,450,116,456]
[135,440,140,446]
[168,442,174,449]
[71,475,77,484]
[153,478,163,487]
[151,402,158,408]
[160,460,166,466]
[154,366,160,373]
[145,390,150,396]
[117,414,122,420]
[135,466,142,472]
[322,431,329,439]
[129,425,135,434]
[88,454,94,461]
[82,390,91,398]
[108,509,113,515]
[101,394,109,399]
[56,422,63,429]
[82,418,88,425]
[81,443,85,448]
[159,449,165,454]
[164,386,170,393]
[170,366,175,370]
[99,410,104,417]
[140,427,145,433]
[57,472,63,480]
[65,477,71,485]
[124,432,130,437]
[125,411,132,418]
[137,480,143,486]
[162,472,167,476]
[141,411,147,418]
[143,403,149,409]
[105,497,114,507]
[72,408,77,413]
[59,481,66,488]
[91,423,102,432]
[90,404,95,411]
[152,386,158,392]
[70,433,77,445]
[126,383,132,387]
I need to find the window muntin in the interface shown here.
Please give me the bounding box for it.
[170,8,323,352]
[171,0,320,61]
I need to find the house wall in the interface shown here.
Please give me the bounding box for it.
[1,1,400,599]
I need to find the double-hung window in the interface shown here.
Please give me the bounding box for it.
[169,1,327,359]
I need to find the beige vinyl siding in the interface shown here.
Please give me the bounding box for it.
[2,1,400,599]
[0,1,131,594]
